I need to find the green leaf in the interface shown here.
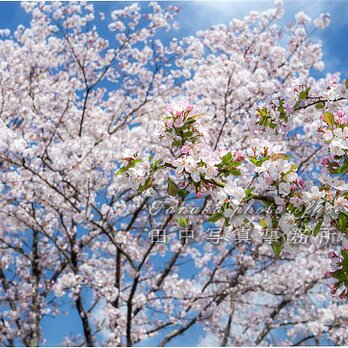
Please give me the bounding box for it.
[258,107,269,118]
[183,131,193,140]
[249,157,259,166]
[331,162,348,175]
[151,159,163,170]
[167,177,179,197]
[260,219,267,228]
[323,112,335,127]
[115,166,129,176]
[245,187,255,200]
[294,88,311,109]
[229,169,241,176]
[331,269,347,282]
[138,177,153,193]
[229,161,241,167]
[176,216,189,227]
[338,213,347,233]
[299,90,308,100]
[130,159,142,166]
[185,118,196,126]
[190,113,204,118]
[221,152,232,164]
[178,189,188,199]
[313,219,323,237]
[172,139,182,147]
[341,249,348,259]
[208,213,224,223]
[345,79,348,89]
[270,153,291,162]
[272,237,284,259]
[248,156,270,167]
[315,102,325,110]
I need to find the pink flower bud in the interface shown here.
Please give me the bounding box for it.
[205,183,213,190]
[181,144,190,155]
[234,150,246,162]
[337,115,347,125]
[196,191,202,198]
[186,105,193,111]
[165,119,173,128]
[295,179,304,187]
[321,158,329,166]
[337,110,345,117]
[176,111,182,116]
[325,271,332,278]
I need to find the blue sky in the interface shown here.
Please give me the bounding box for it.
[1,1,348,76]
[0,1,347,346]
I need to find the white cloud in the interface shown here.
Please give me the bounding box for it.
[176,1,274,32]
[196,331,220,347]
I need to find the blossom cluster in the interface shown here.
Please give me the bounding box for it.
[121,99,345,237]
[119,86,348,300]
[327,247,348,299]
[1,1,348,346]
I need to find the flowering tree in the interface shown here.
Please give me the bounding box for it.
[0,1,347,347]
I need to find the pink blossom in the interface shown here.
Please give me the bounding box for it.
[165,119,174,128]
[2,1,348,344]
[335,110,347,125]
[336,110,347,125]
[321,158,330,166]
[174,117,184,128]
[166,104,173,113]
[325,271,332,278]
[265,174,274,185]
[323,130,333,142]
[337,116,347,125]
[234,150,245,162]
[181,144,190,155]
[295,179,304,187]
[314,13,330,30]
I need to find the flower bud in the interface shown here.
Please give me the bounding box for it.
[325,271,332,278]
[181,144,190,155]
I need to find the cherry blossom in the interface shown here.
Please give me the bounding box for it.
[0,1,347,347]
